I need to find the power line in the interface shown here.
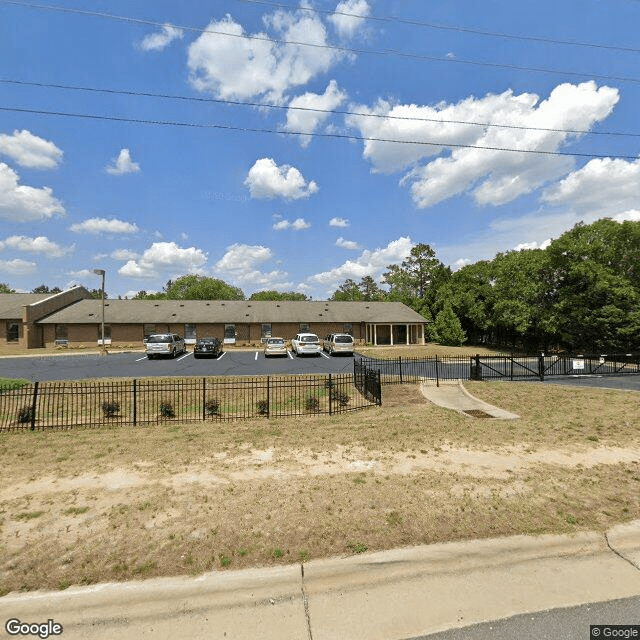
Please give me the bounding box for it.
[1,0,640,86]
[1,104,637,160]
[239,0,640,55]
[3,77,640,139]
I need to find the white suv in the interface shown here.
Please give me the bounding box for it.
[291,333,321,356]
[145,333,186,359]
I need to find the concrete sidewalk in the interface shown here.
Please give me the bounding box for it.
[2,522,639,640]
[420,379,520,419]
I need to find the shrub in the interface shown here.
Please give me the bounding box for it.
[101,400,121,418]
[256,399,269,416]
[159,401,175,418]
[204,398,221,417]
[16,405,34,424]
[305,395,320,412]
[331,390,350,406]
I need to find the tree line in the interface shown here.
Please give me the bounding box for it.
[2,219,637,351]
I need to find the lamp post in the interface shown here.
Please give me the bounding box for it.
[93,268,106,355]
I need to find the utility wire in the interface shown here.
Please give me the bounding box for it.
[1,104,637,160]
[239,0,640,55]
[1,0,640,86]
[3,77,639,139]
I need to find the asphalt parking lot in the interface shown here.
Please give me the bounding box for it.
[0,349,356,382]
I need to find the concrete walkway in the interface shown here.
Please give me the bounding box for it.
[420,379,520,419]
[2,522,639,640]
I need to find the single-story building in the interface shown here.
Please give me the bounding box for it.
[5,295,428,348]
[0,287,91,349]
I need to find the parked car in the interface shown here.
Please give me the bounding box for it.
[291,332,321,356]
[263,337,288,358]
[193,336,223,359]
[144,333,186,359]
[323,333,354,356]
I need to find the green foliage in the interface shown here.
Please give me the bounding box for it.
[31,285,62,294]
[249,290,309,301]
[330,276,386,301]
[162,275,244,300]
[434,301,466,346]
[0,282,16,293]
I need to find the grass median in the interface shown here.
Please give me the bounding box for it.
[0,378,639,596]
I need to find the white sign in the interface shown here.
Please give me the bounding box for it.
[573,359,585,370]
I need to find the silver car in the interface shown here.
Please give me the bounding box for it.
[323,333,354,356]
[264,337,288,358]
[144,333,186,359]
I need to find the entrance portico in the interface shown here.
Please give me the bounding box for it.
[365,322,425,346]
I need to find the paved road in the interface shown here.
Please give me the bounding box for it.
[0,350,355,381]
[411,595,640,640]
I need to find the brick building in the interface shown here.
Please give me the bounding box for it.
[32,298,427,348]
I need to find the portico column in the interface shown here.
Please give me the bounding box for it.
[374,324,377,345]
[390,324,394,345]
[406,323,409,345]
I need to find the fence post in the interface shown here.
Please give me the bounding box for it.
[510,355,514,381]
[202,377,206,421]
[399,356,403,384]
[132,379,137,426]
[538,354,545,382]
[266,376,270,419]
[435,355,439,387]
[328,373,332,416]
[30,381,39,431]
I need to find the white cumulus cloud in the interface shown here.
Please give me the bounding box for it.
[118,242,207,279]
[0,130,63,169]
[70,217,139,235]
[329,0,370,38]
[336,237,361,250]
[187,9,343,104]
[0,258,36,275]
[308,236,413,293]
[0,235,70,257]
[329,216,349,227]
[245,158,318,200]
[140,24,184,51]
[0,163,65,221]
[542,157,640,219]
[106,149,141,175]
[110,248,139,261]
[273,217,311,231]
[284,80,347,147]
[215,243,291,290]
[347,82,619,208]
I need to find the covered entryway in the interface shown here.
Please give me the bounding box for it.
[365,322,425,345]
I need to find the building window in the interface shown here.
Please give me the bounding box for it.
[299,323,309,332]
[55,325,68,340]
[343,323,353,335]
[185,323,196,343]
[143,324,155,339]
[7,322,19,342]
[97,325,111,344]
[261,324,272,341]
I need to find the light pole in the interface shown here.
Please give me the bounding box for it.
[93,268,106,355]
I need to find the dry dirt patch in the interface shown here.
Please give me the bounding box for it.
[0,382,639,595]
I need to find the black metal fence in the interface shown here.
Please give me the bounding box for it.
[356,353,640,385]
[0,372,380,432]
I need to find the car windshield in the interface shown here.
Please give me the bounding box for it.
[147,335,171,343]
[335,335,353,343]
[301,335,318,343]
[268,338,284,344]
[198,338,217,343]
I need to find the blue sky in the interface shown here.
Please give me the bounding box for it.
[1,0,639,299]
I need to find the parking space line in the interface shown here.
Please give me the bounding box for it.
[255,352,258,361]
[177,352,191,361]
[320,352,330,359]
[217,352,226,360]
[135,356,147,362]
[287,351,294,359]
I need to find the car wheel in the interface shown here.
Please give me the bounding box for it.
[147,354,153,360]
[171,348,176,358]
